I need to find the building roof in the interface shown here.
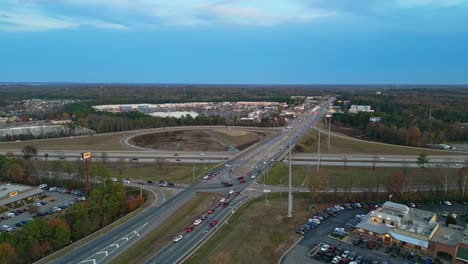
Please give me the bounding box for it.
[382,201,410,214]
[431,225,464,247]
[356,216,393,234]
[0,184,44,207]
[389,231,429,248]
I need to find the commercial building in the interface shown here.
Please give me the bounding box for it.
[0,183,44,208]
[349,105,374,113]
[356,201,467,263]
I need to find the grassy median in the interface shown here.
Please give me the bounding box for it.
[111,192,221,264]
[186,193,315,264]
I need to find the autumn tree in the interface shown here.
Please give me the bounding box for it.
[125,194,137,211]
[0,243,16,264]
[386,172,405,198]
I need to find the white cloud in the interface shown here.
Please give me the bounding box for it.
[0,2,128,32]
[60,0,335,27]
[394,0,468,8]
[0,9,78,31]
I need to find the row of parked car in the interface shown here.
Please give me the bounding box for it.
[48,186,86,197]
[314,243,381,264]
[295,205,349,235]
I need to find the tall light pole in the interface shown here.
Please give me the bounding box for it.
[81,152,91,196]
[317,127,321,173]
[326,114,332,150]
[287,140,293,217]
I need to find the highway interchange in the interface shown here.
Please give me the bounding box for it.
[7,100,465,264]
[47,102,329,264]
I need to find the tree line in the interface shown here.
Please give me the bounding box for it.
[0,150,145,263]
[332,88,468,146]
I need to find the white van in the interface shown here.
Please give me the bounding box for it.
[5,212,15,218]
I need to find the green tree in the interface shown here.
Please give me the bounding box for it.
[416,153,430,179]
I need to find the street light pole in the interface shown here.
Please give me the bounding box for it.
[287,140,293,217]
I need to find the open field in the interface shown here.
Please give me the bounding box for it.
[296,128,466,156]
[112,192,220,264]
[186,194,313,264]
[0,132,133,151]
[264,163,461,188]
[107,162,209,184]
[130,129,263,151]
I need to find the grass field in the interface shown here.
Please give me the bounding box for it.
[107,162,210,184]
[112,192,220,264]
[186,194,317,264]
[264,163,460,188]
[0,133,133,151]
[296,128,465,156]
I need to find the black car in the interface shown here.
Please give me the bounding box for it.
[353,237,363,246]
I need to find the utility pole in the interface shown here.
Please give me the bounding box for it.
[327,115,331,150]
[317,127,321,173]
[287,140,293,217]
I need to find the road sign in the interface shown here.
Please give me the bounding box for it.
[81,152,91,159]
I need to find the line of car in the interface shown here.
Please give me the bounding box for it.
[173,190,240,243]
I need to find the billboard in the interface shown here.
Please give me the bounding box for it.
[81,152,91,159]
[370,117,382,123]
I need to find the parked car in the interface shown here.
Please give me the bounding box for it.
[2,225,13,232]
[443,200,452,206]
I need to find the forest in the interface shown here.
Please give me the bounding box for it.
[332,88,468,146]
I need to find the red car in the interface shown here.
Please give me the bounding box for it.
[207,209,214,214]
[239,179,246,183]
[186,226,194,232]
[209,220,218,227]
[222,202,229,207]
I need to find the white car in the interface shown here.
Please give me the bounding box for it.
[51,207,61,213]
[332,256,342,264]
[320,244,329,251]
[228,190,234,195]
[173,235,183,243]
[2,225,13,232]
[193,219,202,226]
[443,201,452,206]
[354,203,362,208]
[342,250,350,258]
[220,198,226,203]
[250,175,256,179]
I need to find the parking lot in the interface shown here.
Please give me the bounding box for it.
[1,188,82,232]
[282,200,468,264]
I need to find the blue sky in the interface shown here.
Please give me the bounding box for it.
[1,0,468,84]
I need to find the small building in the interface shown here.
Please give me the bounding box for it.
[349,105,374,113]
[0,183,44,208]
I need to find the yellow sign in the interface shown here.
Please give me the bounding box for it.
[9,191,17,197]
[82,152,91,159]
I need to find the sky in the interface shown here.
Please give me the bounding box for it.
[0,0,468,84]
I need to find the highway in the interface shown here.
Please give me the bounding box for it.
[50,101,330,264]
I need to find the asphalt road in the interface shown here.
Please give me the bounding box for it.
[49,101,331,264]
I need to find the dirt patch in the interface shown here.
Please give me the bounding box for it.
[130,129,263,151]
